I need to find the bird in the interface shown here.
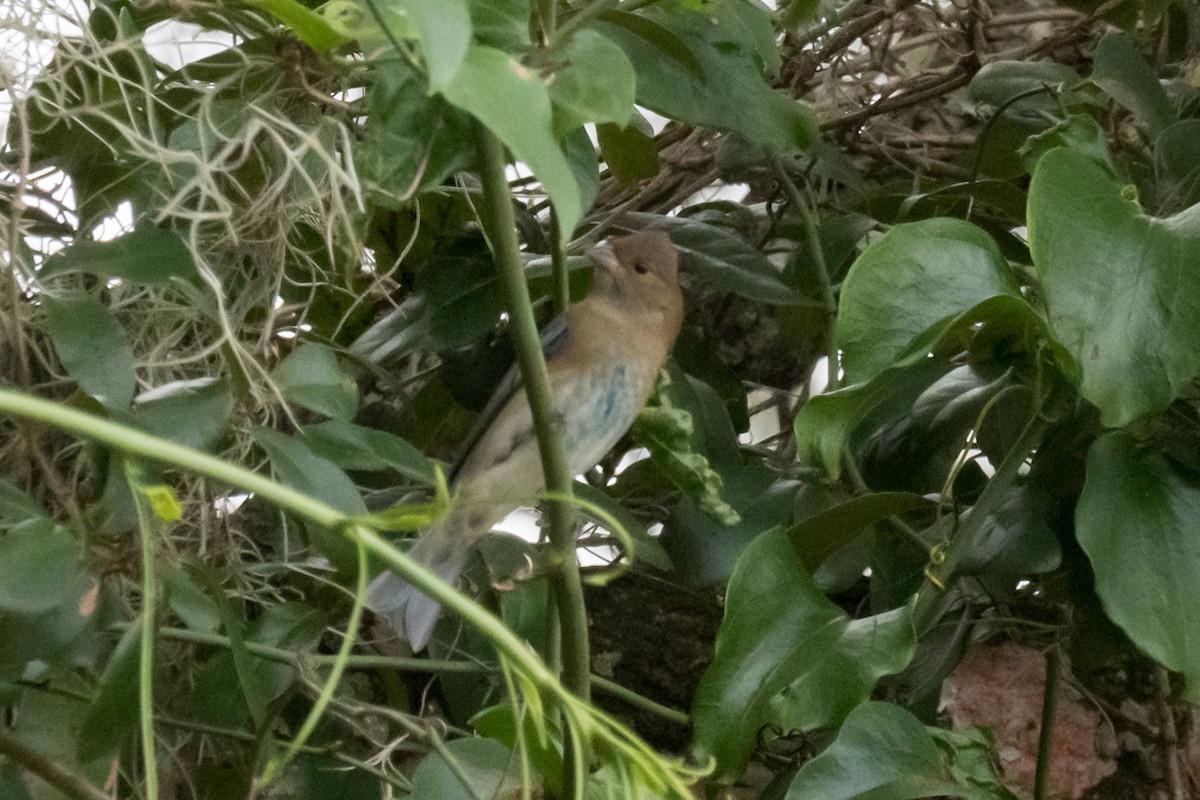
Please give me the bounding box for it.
[366,230,684,650]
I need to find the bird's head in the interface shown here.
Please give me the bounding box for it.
[587,231,683,329]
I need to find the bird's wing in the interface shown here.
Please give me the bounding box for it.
[449,312,571,482]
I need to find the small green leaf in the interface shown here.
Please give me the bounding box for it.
[469,0,530,50]
[692,530,916,782]
[394,0,470,87]
[1078,433,1200,704]
[410,738,522,799]
[550,30,636,132]
[0,521,84,615]
[44,294,136,410]
[572,481,672,571]
[77,623,141,763]
[837,218,1022,384]
[596,122,660,185]
[133,379,233,453]
[1028,148,1200,426]
[442,45,583,242]
[1018,113,1115,175]
[252,427,367,516]
[141,484,182,522]
[245,0,349,50]
[41,224,197,284]
[1091,32,1176,136]
[301,419,437,485]
[1154,120,1200,213]
[271,343,359,422]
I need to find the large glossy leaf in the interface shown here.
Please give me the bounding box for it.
[784,703,1015,800]
[788,492,935,571]
[41,224,197,284]
[691,529,916,782]
[442,45,583,242]
[44,294,137,410]
[837,218,1021,384]
[1077,433,1200,703]
[1028,148,1200,426]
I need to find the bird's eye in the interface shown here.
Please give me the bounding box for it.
[633,262,649,275]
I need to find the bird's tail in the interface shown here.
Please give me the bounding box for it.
[365,519,470,651]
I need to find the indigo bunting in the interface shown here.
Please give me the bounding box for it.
[366,231,684,649]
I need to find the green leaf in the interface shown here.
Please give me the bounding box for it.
[837,218,1021,384]
[796,295,1059,479]
[1154,119,1200,213]
[44,294,136,410]
[549,29,636,132]
[572,481,672,571]
[0,521,83,614]
[789,492,936,572]
[471,705,563,797]
[1077,433,1200,704]
[619,212,804,305]
[968,60,1081,110]
[784,702,1010,800]
[595,3,816,152]
[1091,32,1176,136]
[271,343,359,422]
[692,530,916,782]
[410,738,522,799]
[1028,148,1200,426]
[469,0,530,50]
[77,623,141,763]
[1018,113,1115,176]
[252,427,367,516]
[0,481,50,527]
[40,224,197,284]
[133,379,233,452]
[633,401,740,526]
[442,45,583,242]
[301,419,437,485]
[596,122,660,185]
[164,565,221,634]
[244,0,349,50]
[393,0,470,87]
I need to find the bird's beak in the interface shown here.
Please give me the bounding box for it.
[587,241,621,274]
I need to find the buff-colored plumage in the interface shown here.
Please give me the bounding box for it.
[366,231,683,649]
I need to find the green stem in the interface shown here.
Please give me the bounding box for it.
[592,676,690,726]
[912,403,1052,630]
[0,727,109,800]
[475,126,591,703]
[125,465,161,800]
[132,623,490,673]
[550,209,570,315]
[0,390,556,687]
[1033,647,1061,800]
[772,158,840,390]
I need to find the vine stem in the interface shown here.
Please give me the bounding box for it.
[772,157,840,391]
[0,726,109,800]
[1033,646,1061,800]
[475,125,592,704]
[912,394,1058,630]
[0,389,558,689]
